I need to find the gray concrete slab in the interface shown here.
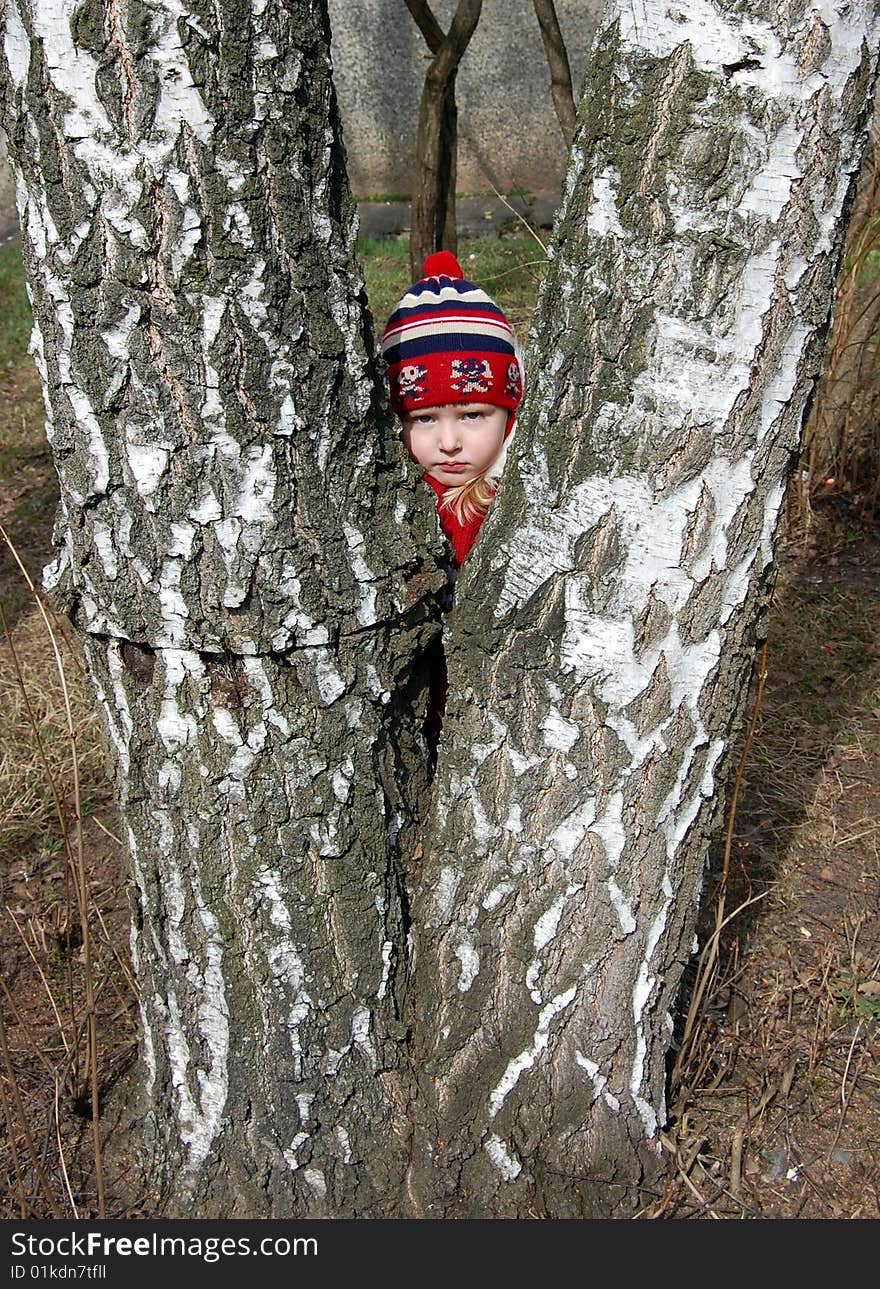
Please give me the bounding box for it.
[357,189,560,239]
[329,0,600,198]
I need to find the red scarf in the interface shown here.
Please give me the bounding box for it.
[423,475,492,568]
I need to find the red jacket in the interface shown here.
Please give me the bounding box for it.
[424,475,490,568]
[423,475,492,745]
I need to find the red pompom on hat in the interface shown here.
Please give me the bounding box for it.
[381,251,522,414]
[421,250,465,279]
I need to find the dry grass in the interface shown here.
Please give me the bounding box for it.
[642,528,880,1219]
[1,537,138,1220]
[0,601,109,855]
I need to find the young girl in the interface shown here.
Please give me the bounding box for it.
[382,251,523,743]
[381,250,522,569]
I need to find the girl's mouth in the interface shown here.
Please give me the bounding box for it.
[438,462,468,472]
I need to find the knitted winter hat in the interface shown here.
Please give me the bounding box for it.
[381,250,523,415]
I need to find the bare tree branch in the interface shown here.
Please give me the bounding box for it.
[406,0,484,273]
[431,0,483,85]
[404,0,445,54]
[532,0,576,143]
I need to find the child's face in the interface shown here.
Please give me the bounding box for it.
[401,403,508,485]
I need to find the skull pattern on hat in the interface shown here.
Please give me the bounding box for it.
[381,253,523,415]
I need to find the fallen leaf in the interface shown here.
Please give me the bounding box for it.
[820,867,834,882]
[857,980,880,998]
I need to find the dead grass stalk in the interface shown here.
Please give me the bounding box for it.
[1,524,108,1216]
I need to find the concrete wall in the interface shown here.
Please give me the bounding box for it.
[329,0,601,197]
[0,1,602,241]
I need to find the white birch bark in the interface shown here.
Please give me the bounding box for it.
[1,0,445,1214]
[408,0,880,1217]
[4,0,878,1221]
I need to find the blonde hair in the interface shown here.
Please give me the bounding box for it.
[438,471,496,522]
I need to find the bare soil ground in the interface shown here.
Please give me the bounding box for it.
[1,360,878,1220]
[648,507,880,1219]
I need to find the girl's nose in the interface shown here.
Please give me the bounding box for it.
[438,422,461,451]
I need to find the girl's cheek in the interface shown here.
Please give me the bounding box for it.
[402,427,431,466]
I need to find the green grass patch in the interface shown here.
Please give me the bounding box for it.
[357,234,548,340]
[356,235,411,330]
[0,247,32,369]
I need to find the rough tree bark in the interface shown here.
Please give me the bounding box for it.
[1,0,446,1215]
[404,0,880,1217]
[405,0,483,277]
[2,0,878,1220]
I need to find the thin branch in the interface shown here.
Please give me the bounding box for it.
[55,1076,80,1218]
[5,908,71,1061]
[840,1019,863,1114]
[0,975,57,1083]
[0,1062,33,1217]
[92,816,123,847]
[532,0,577,142]
[483,177,549,254]
[428,0,483,86]
[670,642,771,1094]
[404,0,445,53]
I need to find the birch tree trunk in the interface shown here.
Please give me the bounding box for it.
[406,0,880,1218]
[1,0,446,1216]
[2,0,877,1221]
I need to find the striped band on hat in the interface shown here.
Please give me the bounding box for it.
[381,251,523,414]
